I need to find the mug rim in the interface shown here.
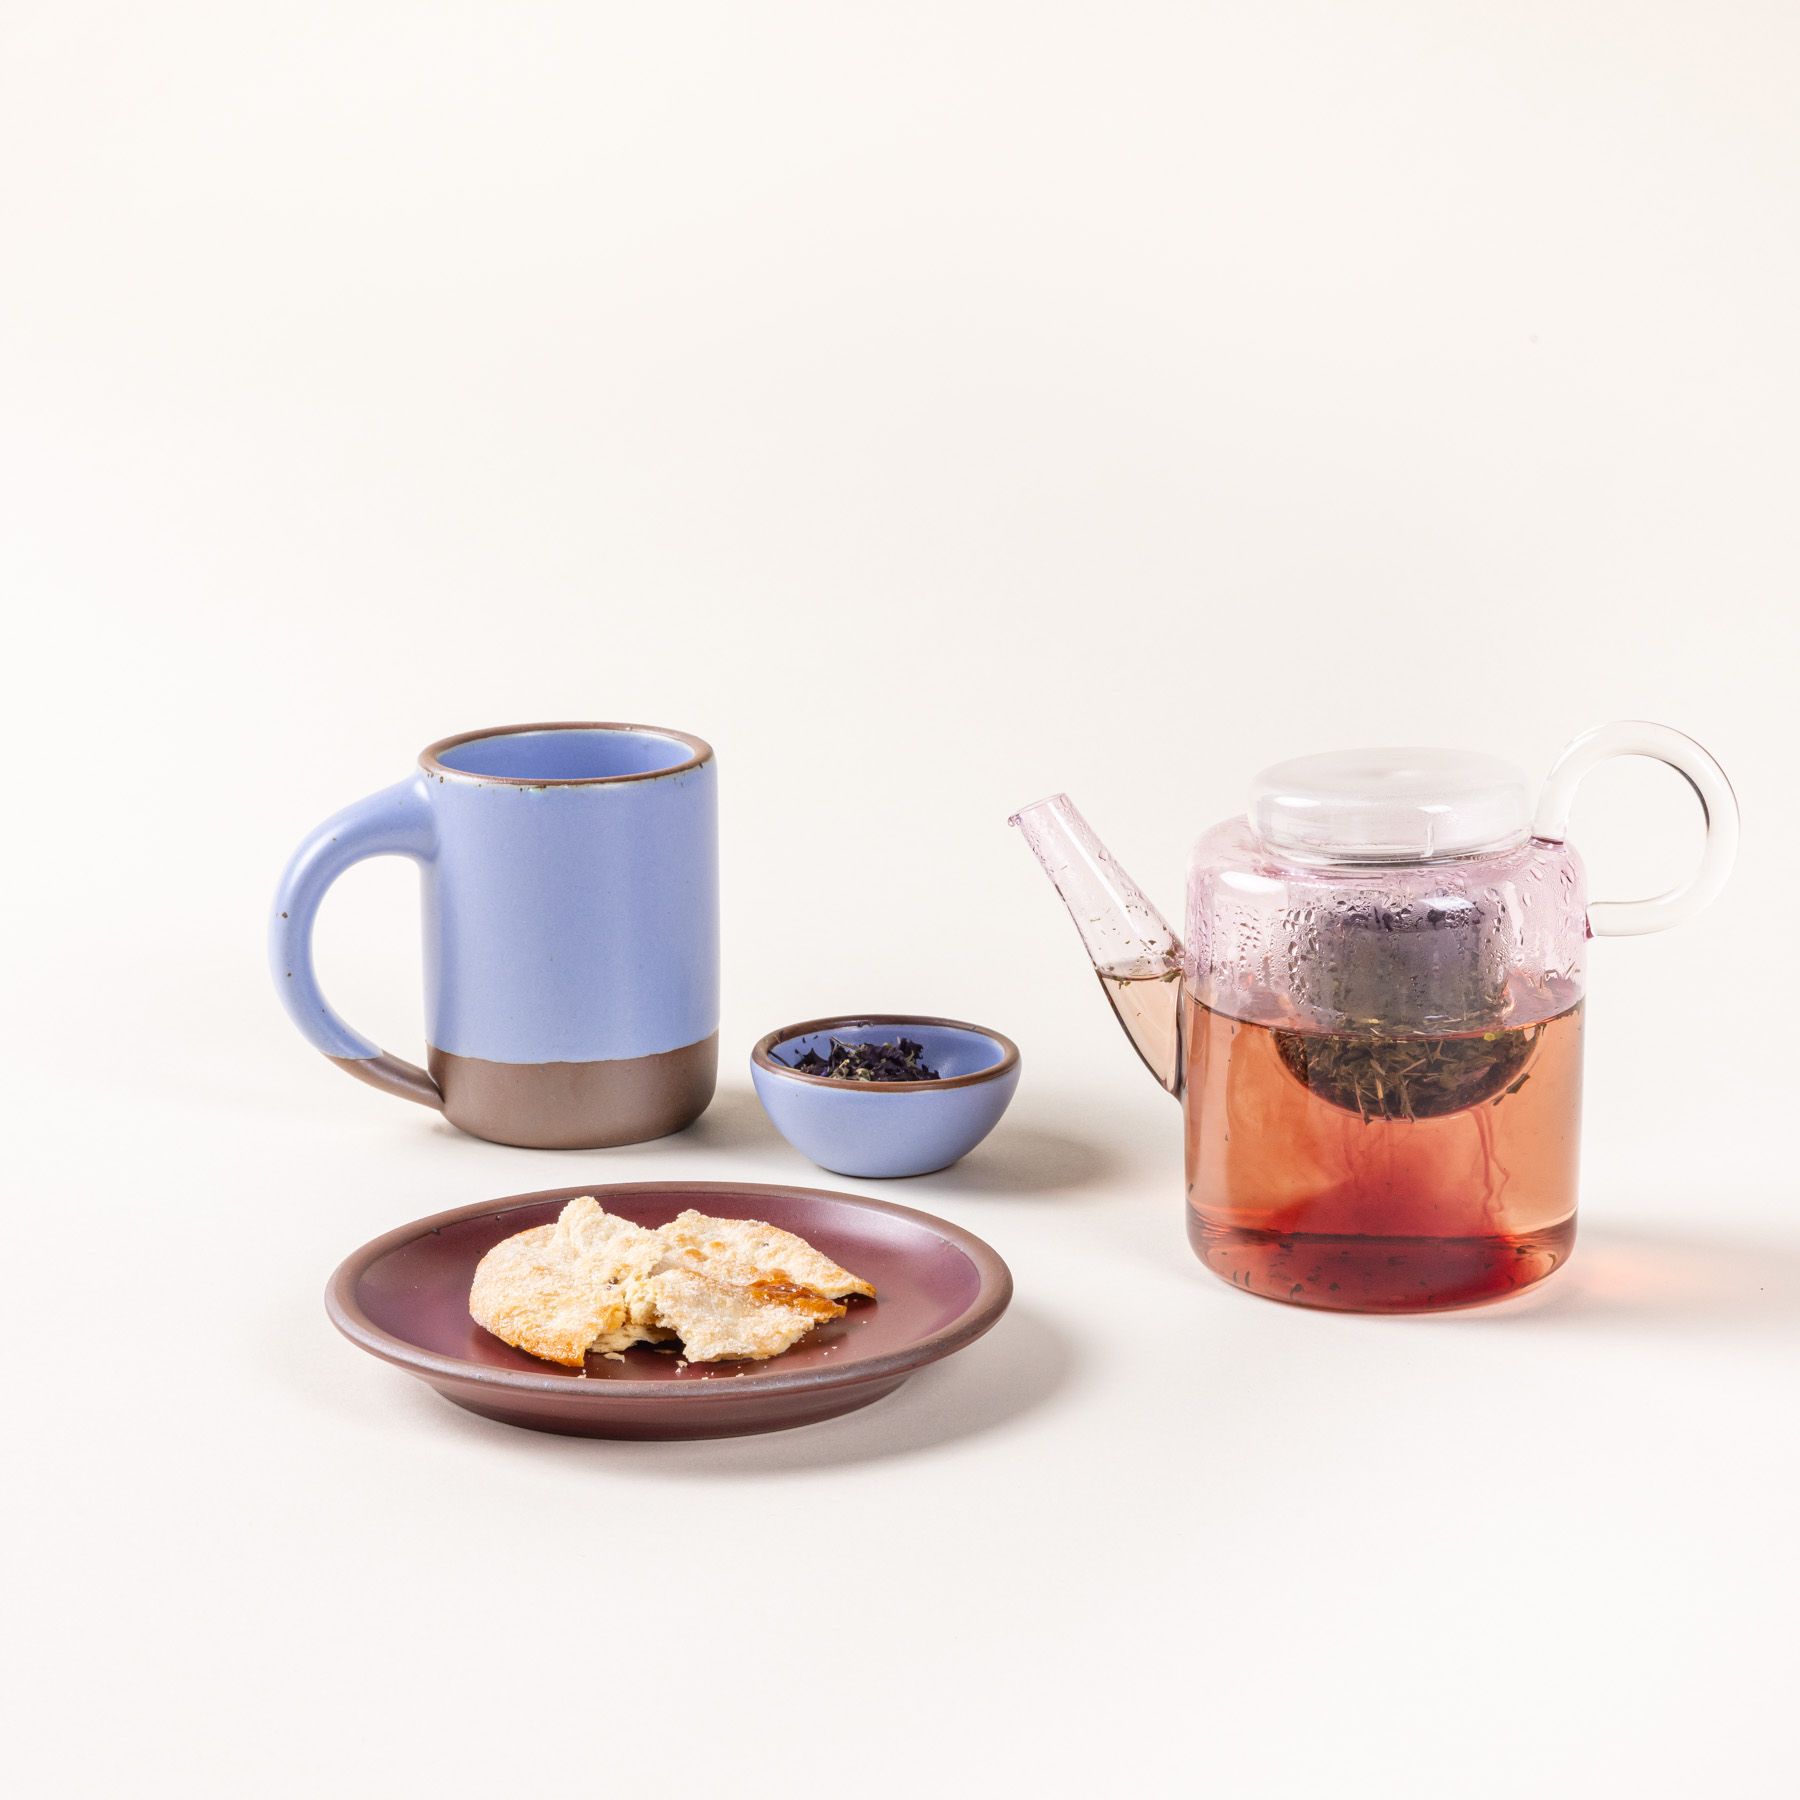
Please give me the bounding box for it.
[419,721,714,787]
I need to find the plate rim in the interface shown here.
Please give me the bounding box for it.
[325,1178,1013,1403]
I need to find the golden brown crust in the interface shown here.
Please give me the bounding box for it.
[653,1210,877,1300]
[646,1269,845,1363]
[467,1197,662,1366]
[468,1197,873,1366]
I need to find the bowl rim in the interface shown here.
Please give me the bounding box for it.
[751,1014,1021,1093]
[326,1179,1013,1402]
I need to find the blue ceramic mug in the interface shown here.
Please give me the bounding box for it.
[271,722,718,1148]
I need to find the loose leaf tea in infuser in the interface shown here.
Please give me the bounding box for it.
[1271,894,1542,1121]
[785,1037,943,1082]
[1272,1020,1542,1121]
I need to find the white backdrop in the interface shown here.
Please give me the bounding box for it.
[4,5,1796,1795]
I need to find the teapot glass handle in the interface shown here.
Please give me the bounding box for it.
[1531,721,1739,938]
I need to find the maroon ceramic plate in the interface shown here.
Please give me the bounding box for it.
[326,1180,1012,1439]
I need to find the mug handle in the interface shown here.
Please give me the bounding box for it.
[269,775,444,1109]
[1531,720,1739,938]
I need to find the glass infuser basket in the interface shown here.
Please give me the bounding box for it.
[1013,722,1738,1313]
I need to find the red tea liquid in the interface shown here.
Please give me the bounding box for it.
[1183,996,1582,1312]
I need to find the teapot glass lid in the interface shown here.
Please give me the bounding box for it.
[1249,747,1532,863]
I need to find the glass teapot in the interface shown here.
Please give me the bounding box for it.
[1012,722,1737,1313]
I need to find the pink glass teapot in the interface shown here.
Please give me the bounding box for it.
[1013,722,1737,1313]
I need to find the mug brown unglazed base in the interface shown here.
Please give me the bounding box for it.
[430,1035,718,1149]
[330,1033,717,1149]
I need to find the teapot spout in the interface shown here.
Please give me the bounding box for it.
[1009,794,1184,1096]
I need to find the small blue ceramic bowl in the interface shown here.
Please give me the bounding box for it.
[750,1014,1021,1179]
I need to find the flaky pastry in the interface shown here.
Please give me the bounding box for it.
[468,1196,874,1366]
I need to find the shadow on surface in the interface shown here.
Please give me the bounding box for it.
[912,1119,1127,1198]
[1428,1220,1800,1348]
[674,1083,777,1154]
[674,1083,1126,1197]
[419,1303,1072,1476]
